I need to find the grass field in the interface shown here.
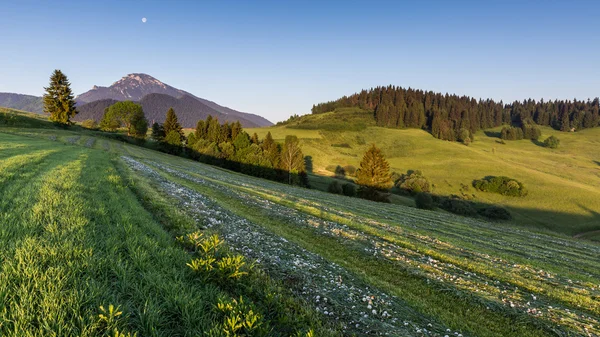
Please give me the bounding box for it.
[247,110,600,239]
[1,109,600,336]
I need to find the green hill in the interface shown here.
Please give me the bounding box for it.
[1,109,600,336]
[248,108,600,239]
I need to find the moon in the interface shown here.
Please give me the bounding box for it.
[142,17,147,23]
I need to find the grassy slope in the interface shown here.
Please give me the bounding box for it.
[0,124,335,336]
[2,109,600,336]
[247,110,600,238]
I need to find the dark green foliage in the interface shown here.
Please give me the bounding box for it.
[415,192,435,210]
[184,116,307,187]
[334,165,345,178]
[473,176,528,197]
[43,69,78,125]
[327,181,343,194]
[101,101,148,138]
[342,183,356,197]
[439,198,477,216]
[544,135,560,149]
[311,86,600,140]
[478,206,512,220]
[500,126,524,140]
[151,122,166,141]
[164,107,184,139]
[395,170,431,195]
[521,123,542,140]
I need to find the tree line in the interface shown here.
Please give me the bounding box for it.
[311,86,600,141]
[149,108,309,186]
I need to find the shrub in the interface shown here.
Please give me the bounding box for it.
[395,170,431,194]
[522,124,541,140]
[439,198,477,216]
[458,128,471,145]
[544,135,560,149]
[473,176,528,197]
[325,165,337,173]
[478,206,512,220]
[81,119,98,129]
[327,180,343,194]
[343,165,357,177]
[334,165,346,178]
[415,192,435,210]
[342,183,356,197]
[500,126,524,140]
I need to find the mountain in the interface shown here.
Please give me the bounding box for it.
[0,93,43,113]
[74,93,259,128]
[76,73,272,127]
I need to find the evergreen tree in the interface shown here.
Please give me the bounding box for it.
[356,144,392,201]
[194,120,206,140]
[164,108,183,138]
[231,121,242,140]
[207,117,221,143]
[43,69,77,125]
[165,130,182,147]
[151,122,166,141]
[250,132,260,144]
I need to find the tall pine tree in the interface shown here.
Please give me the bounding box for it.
[164,108,184,139]
[356,144,392,202]
[43,69,77,125]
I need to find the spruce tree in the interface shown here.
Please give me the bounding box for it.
[151,122,166,141]
[356,144,392,201]
[231,121,242,140]
[250,132,260,144]
[43,69,77,125]
[164,108,183,139]
[207,117,221,143]
[194,120,206,140]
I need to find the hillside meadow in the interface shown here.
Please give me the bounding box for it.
[1,109,599,336]
[247,111,600,239]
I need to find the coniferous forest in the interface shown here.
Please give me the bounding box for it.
[311,86,600,141]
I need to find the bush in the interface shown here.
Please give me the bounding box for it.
[342,183,356,197]
[395,170,431,194]
[473,176,528,197]
[325,165,337,173]
[544,135,560,149]
[500,126,524,140]
[327,180,343,194]
[415,192,435,210]
[334,165,346,178]
[439,198,477,216]
[81,119,98,129]
[343,165,357,177]
[478,206,512,220]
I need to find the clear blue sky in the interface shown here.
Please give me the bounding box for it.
[1,0,599,122]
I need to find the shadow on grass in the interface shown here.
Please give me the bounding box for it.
[530,139,545,147]
[484,130,501,138]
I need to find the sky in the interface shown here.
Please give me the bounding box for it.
[1,0,599,122]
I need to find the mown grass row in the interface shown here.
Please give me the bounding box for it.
[0,133,335,336]
[143,158,558,337]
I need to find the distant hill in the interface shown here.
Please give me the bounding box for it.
[75,73,272,127]
[0,93,43,114]
[74,93,260,128]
